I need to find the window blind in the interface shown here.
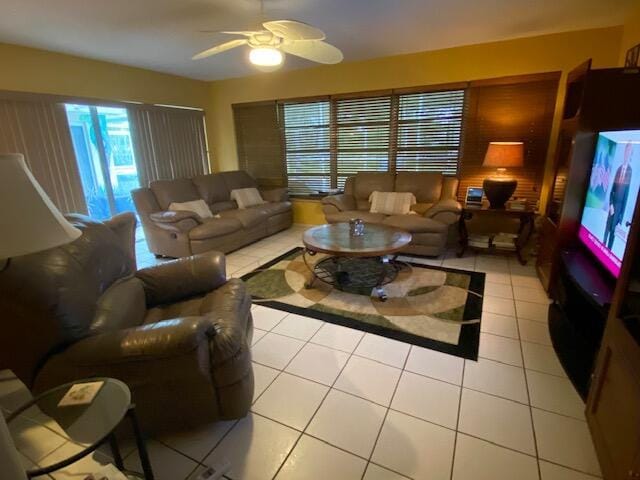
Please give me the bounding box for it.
[335,96,392,189]
[0,96,87,213]
[282,100,331,195]
[233,101,285,188]
[396,90,465,174]
[129,106,209,187]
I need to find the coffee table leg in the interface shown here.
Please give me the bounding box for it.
[302,249,317,288]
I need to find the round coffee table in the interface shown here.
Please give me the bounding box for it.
[302,223,412,301]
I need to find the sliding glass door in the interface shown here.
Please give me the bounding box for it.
[65,104,139,219]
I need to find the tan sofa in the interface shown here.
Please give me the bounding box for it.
[133,170,292,258]
[321,172,461,256]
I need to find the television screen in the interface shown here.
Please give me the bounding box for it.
[579,130,640,277]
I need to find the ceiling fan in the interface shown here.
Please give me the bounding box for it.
[192,1,343,71]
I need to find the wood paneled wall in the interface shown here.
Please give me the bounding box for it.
[458,73,561,206]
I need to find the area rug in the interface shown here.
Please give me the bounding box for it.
[241,247,484,360]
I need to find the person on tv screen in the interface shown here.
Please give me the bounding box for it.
[604,142,634,249]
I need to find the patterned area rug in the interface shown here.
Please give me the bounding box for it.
[242,247,484,359]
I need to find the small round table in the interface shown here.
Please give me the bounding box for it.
[302,223,412,301]
[6,378,154,479]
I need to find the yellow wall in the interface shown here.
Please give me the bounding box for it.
[0,42,209,108]
[619,4,640,64]
[292,199,326,225]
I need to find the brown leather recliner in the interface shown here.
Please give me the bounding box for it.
[0,213,253,432]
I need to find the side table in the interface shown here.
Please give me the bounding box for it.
[457,206,536,265]
[6,378,154,480]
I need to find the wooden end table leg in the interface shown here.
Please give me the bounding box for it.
[515,213,535,265]
[457,212,469,258]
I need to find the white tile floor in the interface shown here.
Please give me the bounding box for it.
[0,225,602,480]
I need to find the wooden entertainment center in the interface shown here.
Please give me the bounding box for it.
[537,60,640,479]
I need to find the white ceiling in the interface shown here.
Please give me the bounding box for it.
[0,0,634,81]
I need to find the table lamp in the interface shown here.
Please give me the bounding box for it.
[482,142,524,209]
[0,153,81,270]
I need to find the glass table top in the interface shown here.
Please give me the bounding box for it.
[303,223,412,256]
[6,378,130,474]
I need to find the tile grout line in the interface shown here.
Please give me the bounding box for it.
[361,343,412,480]
[268,326,368,480]
[449,356,466,480]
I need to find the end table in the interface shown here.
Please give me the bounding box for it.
[6,378,154,479]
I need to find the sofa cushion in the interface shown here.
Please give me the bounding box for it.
[169,199,213,219]
[395,172,443,203]
[354,172,395,201]
[220,171,257,193]
[188,218,242,240]
[218,207,267,228]
[370,191,416,215]
[257,201,292,216]
[151,179,201,210]
[324,210,387,224]
[192,173,230,204]
[90,277,146,334]
[382,214,448,234]
[230,187,265,209]
[210,201,237,214]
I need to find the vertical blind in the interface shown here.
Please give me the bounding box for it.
[0,96,87,213]
[128,106,209,187]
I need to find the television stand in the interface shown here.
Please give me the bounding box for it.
[548,248,614,398]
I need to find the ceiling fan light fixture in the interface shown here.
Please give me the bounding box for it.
[249,47,283,67]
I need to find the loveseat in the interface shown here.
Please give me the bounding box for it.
[0,213,254,431]
[321,172,462,256]
[133,170,292,258]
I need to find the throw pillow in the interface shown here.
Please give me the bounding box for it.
[231,188,265,209]
[369,191,416,215]
[169,199,213,219]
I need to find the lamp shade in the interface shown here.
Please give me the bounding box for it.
[0,154,81,259]
[483,142,524,168]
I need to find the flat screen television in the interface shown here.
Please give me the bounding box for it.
[579,130,640,277]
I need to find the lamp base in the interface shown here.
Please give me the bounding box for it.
[483,178,518,209]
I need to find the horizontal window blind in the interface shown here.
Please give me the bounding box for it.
[282,100,331,195]
[396,90,465,174]
[336,96,391,189]
[233,102,284,188]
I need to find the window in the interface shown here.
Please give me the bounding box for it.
[65,104,140,220]
[282,100,331,195]
[335,96,391,189]
[396,90,465,174]
[279,89,465,195]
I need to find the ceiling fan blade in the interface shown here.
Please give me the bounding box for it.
[280,40,343,64]
[192,39,247,60]
[220,30,262,36]
[263,20,325,41]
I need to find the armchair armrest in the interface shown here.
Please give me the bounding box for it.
[149,210,200,233]
[424,199,462,224]
[321,194,356,212]
[136,251,226,306]
[58,317,216,366]
[260,187,289,203]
